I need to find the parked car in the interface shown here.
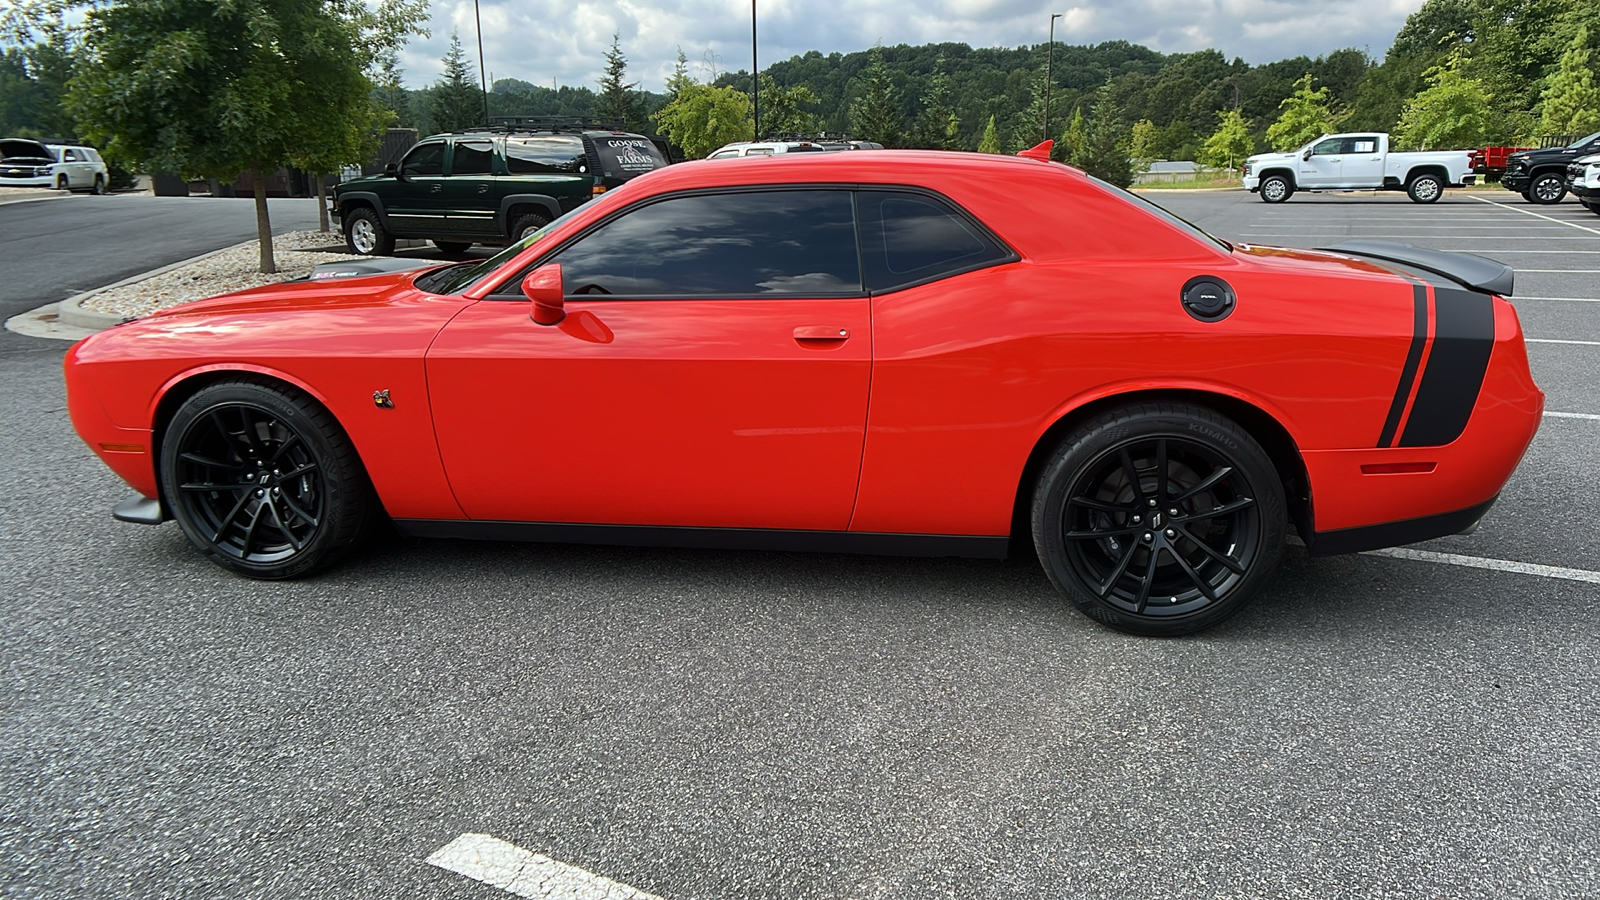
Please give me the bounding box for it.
[1568,152,1600,216]
[65,149,1543,636]
[331,120,670,256]
[1500,130,1600,204]
[0,138,110,193]
[707,139,884,158]
[1242,133,1475,203]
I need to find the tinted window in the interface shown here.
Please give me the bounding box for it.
[452,140,494,175]
[505,136,586,174]
[745,148,774,156]
[63,149,80,161]
[552,190,860,296]
[857,191,1009,291]
[591,137,667,178]
[1311,138,1342,155]
[401,142,446,177]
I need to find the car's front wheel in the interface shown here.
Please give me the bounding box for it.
[511,212,550,242]
[1031,403,1286,636]
[344,207,395,256]
[55,174,69,191]
[160,379,375,579]
[1407,173,1443,203]
[1259,175,1293,203]
[1528,172,1567,204]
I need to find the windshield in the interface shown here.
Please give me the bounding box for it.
[1086,174,1233,252]
[1570,130,1600,149]
[418,212,572,295]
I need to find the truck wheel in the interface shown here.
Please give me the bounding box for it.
[511,212,551,242]
[1406,173,1443,203]
[344,207,395,256]
[1528,172,1567,204]
[1259,175,1293,203]
[1584,200,1600,218]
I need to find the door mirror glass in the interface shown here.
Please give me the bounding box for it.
[523,264,565,325]
[385,162,399,177]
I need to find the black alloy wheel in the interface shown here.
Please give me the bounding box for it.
[161,380,373,579]
[1528,172,1567,204]
[1033,403,1286,636]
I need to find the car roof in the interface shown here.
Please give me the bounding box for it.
[639,149,1082,191]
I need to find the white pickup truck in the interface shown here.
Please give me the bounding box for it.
[1242,133,1475,204]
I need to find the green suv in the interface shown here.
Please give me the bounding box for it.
[332,119,670,255]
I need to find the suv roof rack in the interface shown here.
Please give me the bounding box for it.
[758,131,861,143]
[449,116,630,135]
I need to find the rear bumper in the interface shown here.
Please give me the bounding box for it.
[1307,496,1496,556]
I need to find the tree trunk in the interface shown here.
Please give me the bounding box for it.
[316,173,329,233]
[252,168,276,274]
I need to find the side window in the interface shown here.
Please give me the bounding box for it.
[504,136,587,174]
[551,190,860,297]
[401,142,446,177]
[85,149,103,163]
[1311,138,1343,156]
[709,150,740,159]
[1347,137,1378,154]
[744,148,775,157]
[63,148,80,161]
[451,140,494,175]
[857,190,1011,292]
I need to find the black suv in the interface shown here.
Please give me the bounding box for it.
[332,118,670,255]
[1501,130,1600,204]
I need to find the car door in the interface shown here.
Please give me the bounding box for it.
[386,140,449,233]
[440,138,499,237]
[1338,135,1384,186]
[1297,137,1343,187]
[59,147,83,187]
[426,187,872,531]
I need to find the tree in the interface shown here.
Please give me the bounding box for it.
[666,47,693,99]
[373,49,411,129]
[596,33,642,130]
[1017,67,1051,146]
[651,83,752,158]
[1537,25,1600,139]
[1202,109,1254,171]
[1059,107,1086,162]
[1394,46,1497,149]
[430,32,482,133]
[911,53,959,149]
[758,74,822,136]
[69,0,427,273]
[1073,88,1133,187]
[976,115,1001,153]
[850,45,903,146]
[1129,118,1158,173]
[1266,73,1338,150]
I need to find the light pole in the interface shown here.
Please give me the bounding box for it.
[473,0,490,125]
[1045,13,1062,143]
[751,0,759,139]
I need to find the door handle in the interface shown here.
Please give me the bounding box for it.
[794,325,850,341]
[477,184,488,193]
[430,183,441,193]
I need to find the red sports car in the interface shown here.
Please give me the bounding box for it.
[65,148,1544,635]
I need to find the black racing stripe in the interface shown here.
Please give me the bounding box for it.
[1377,284,1429,448]
[1399,286,1495,447]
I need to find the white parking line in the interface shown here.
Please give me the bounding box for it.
[1545,411,1600,420]
[428,833,663,900]
[1364,548,1600,585]
[1517,269,1600,273]
[1517,296,1600,302]
[1469,195,1600,236]
[1237,235,1596,240]
[1527,338,1600,345]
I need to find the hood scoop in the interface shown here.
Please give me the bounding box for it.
[1319,240,1514,297]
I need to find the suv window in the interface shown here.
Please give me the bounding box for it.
[551,189,860,297]
[452,140,494,175]
[1344,137,1378,154]
[590,137,668,178]
[401,142,446,177]
[63,148,80,161]
[1311,138,1343,156]
[505,136,587,174]
[857,190,1010,291]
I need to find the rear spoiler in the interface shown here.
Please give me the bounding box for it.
[1318,240,1514,297]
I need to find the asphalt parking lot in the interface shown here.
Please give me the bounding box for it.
[2,188,1598,899]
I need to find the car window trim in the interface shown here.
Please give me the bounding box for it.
[483,182,1019,301]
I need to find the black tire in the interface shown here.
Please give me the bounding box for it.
[1582,200,1600,218]
[55,174,69,191]
[160,379,375,579]
[92,174,107,195]
[1406,173,1444,203]
[1527,171,1567,204]
[1521,190,1535,202]
[511,212,550,242]
[433,240,473,254]
[343,207,395,256]
[1259,174,1293,203]
[1031,402,1286,636]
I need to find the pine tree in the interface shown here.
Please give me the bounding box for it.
[1537,25,1600,139]
[596,33,642,130]
[912,54,959,149]
[1266,73,1337,151]
[429,32,482,133]
[374,49,410,128]
[1202,109,1254,172]
[666,47,693,99]
[1060,107,1086,162]
[1017,67,1051,147]
[1074,88,1132,187]
[976,115,1000,153]
[850,45,903,147]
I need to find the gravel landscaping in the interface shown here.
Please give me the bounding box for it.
[80,229,364,319]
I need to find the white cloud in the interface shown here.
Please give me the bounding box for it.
[396,0,1426,90]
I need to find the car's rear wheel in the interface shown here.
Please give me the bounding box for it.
[1032,403,1286,636]
[1582,199,1600,217]
[344,207,395,256]
[1259,175,1292,203]
[160,380,374,579]
[92,174,107,195]
[1406,173,1443,203]
[433,240,472,254]
[511,212,550,242]
[1528,172,1567,204]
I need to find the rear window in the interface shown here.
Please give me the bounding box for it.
[505,136,587,174]
[591,136,667,179]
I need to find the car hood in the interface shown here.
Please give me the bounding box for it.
[1246,150,1298,165]
[335,173,391,191]
[1,138,52,162]
[140,266,444,321]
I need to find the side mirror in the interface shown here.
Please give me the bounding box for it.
[522,264,565,325]
[1302,149,1314,161]
[385,162,399,178]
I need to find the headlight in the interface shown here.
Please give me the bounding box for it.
[33,166,52,176]
[1243,163,1253,175]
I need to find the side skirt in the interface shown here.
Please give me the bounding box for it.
[392,519,1012,560]
[1307,495,1498,557]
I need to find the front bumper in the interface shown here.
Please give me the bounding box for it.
[0,174,56,187]
[1242,174,1260,192]
[1501,171,1530,192]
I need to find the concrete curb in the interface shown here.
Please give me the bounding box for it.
[0,190,69,206]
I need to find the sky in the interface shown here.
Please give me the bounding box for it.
[397,0,1430,92]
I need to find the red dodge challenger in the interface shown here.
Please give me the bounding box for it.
[65,148,1544,635]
